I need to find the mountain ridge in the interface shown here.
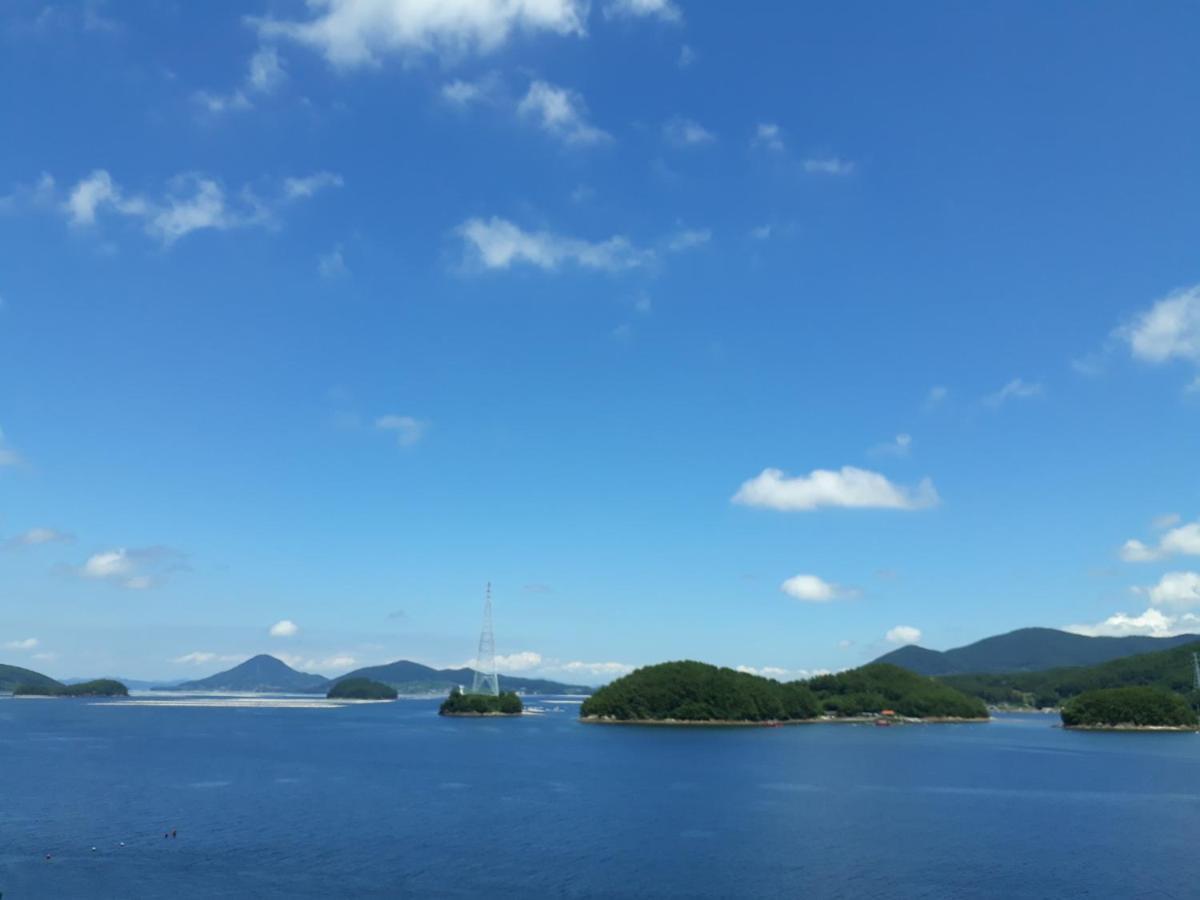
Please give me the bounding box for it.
[873,627,1200,676]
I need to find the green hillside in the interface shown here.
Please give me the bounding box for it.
[941,640,1200,707]
[874,627,1200,676]
[0,663,62,693]
[808,664,988,719]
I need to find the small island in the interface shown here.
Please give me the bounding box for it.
[326,677,398,700]
[13,679,129,698]
[580,661,987,724]
[1060,686,1199,731]
[439,688,523,716]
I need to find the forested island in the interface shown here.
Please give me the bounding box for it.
[327,678,398,700]
[439,689,524,716]
[1060,687,1198,730]
[579,661,987,724]
[13,679,128,698]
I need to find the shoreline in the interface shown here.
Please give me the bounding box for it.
[1063,723,1199,732]
[440,711,523,718]
[579,715,990,727]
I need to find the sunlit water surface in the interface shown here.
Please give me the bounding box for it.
[2,699,1198,898]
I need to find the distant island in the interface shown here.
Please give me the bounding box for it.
[440,688,524,716]
[327,678,398,700]
[1060,686,1198,730]
[1,663,63,694]
[579,661,987,724]
[13,679,128,698]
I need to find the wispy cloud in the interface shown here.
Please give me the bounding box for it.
[1120,520,1200,562]
[195,46,286,114]
[52,169,342,246]
[3,637,39,651]
[457,217,651,272]
[517,80,610,146]
[74,546,186,590]
[375,414,429,447]
[733,466,939,512]
[869,433,912,458]
[753,122,785,152]
[662,116,715,147]
[983,378,1043,408]
[604,0,682,23]
[802,157,854,176]
[5,527,74,549]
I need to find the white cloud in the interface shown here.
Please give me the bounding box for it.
[984,378,1043,407]
[4,638,38,651]
[256,0,587,69]
[604,0,681,22]
[735,664,830,681]
[283,172,344,200]
[664,228,711,252]
[753,123,784,152]
[7,527,73,547]
[494,650,542,671]
[278,652,358,673]
[732,466,939,512]
[58,170,339,246]
[802,157,854,176]
[76,546,183,590]
[1065,607,1200,638]
[517,80,610,146]
[558,660,635,677]
[780,574,856,603]
[269,619,300,637]
[1136,571,1200,609]
[663,116,714,146]
[440,73,503,107]
[1119,521,1200,562]
[375,414,428,447]
[173,651,217,665]
[1119,284,1200,365]
[885,625,922,645]
[457,216,651,272]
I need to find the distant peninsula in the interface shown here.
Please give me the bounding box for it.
[327,678,398,700]
[1060,686,1199,731]
[579,661,987,724]
[440,688,524,716]
[13,679,128,698]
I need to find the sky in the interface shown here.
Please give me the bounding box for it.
[2,0,1200,684]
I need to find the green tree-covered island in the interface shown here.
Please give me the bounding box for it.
[13,679,128,698]
[1060,686,1198,730]
[440,688,524,716]
[579,661,987,724]
[326,678,399,700]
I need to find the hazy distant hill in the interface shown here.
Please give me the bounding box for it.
[334,660,591,695]
[873,627,1200,676]
[0,663,61,693]
[165,655,330,693]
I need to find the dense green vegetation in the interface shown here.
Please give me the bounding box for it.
[327,678,398,700]
[0,663,61,694]
[808,664,988,719]
[874,627,1200,676]
[14,679,128,697]
[1061,687,1198,728]
[580,661,821,722]
[941,640,1200,708]
[439,690,523,715]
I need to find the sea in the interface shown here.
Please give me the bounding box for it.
[2,696,1199,899]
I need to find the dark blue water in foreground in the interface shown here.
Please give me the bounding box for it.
[3,699,1200,898]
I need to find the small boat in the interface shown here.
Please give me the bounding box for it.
[874,718,892,727]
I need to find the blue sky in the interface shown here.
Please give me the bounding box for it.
[2,0,1200,682]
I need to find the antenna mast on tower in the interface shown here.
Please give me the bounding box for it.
[471,583,499,696]
[1192,652,1200,692]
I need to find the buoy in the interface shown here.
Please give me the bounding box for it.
[91,847,97,852]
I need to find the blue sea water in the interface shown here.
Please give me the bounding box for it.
[2,698,1199,898]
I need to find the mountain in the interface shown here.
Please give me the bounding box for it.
[872,627,1200,676]
[333,660,591,695]
[942,639,1200,707]
[164,655,329,693]
[0,663,62,693]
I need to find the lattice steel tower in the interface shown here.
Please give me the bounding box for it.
[471,583,499,696]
